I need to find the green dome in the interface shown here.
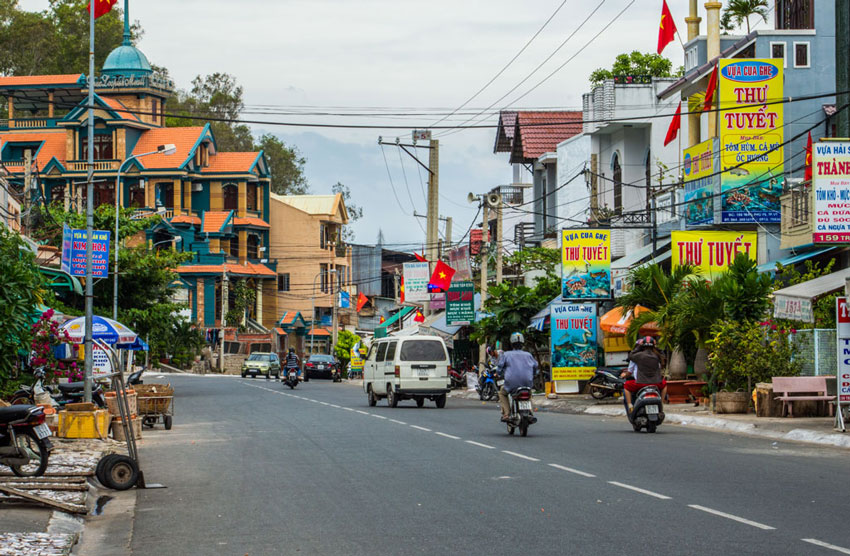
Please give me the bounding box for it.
[101,44,152,77]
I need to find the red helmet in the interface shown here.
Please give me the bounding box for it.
[635,336,656,348]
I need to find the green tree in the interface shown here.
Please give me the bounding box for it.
[589,51,683,87]
[721,0,769,33]
[711,253,773,323]
[225,279,256,330]
[774,258,838,329]
[334,330,361,372]
[332,182,362,240]
[257,134,309,195]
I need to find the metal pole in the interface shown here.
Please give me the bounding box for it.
[478,202,489,372]
[23,150,32,234]
[331,264,338,352]
[495,198,503,284]
[445,217,452,250]
[83,0,95,403]
[220,269,228,371]
[113,158,129,321]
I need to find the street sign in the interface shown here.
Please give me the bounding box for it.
[446,281,474,326]
[836,297,850,431]
[412,129,431,142]
[61,224,110,278]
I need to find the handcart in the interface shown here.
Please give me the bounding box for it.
[135,384,174,430]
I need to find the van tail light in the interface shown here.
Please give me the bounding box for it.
[394,365,400,377]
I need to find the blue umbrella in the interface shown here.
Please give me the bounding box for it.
[118,336,149,351]
[60,315,138,345]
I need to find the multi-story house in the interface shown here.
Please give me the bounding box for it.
[0,22,278,329]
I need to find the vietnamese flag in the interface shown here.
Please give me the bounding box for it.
[399,277,405,303]
[414,252,427,263]
[428,260,456,291]
[663,102,682,147]
[379,315,386,324]
[356,292,369,312]
[703,64,718,112]
[805,131,813,182]
[414,310,425,323]
[88,0,118,18]
[657,0,677,54]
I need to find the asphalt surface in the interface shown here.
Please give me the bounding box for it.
[130,374,850,556]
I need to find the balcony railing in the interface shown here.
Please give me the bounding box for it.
[489,185,526,205]
[130,208,174,220]
[67,160,120,172]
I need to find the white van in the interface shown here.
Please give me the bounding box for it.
[363,335,451,408]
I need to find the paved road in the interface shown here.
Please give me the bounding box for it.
[129,375,850,556]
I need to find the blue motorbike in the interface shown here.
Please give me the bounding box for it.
[476,366,499,401]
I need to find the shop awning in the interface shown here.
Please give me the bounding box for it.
[612,238,672,270]
[773,266,850,322]
[600,306,658,335]
[374,306,415,338]
[757,246,838,274]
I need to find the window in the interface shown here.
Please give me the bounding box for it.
[400,340,447,362]
[376,342,388,363]
[247,235,259,259]
[612,153,622,215]
[793,42,810,68]
[247,184,257,211]
[156,182,173,209]
[320,263,329,293]
[229,237,239,258]
[385,341,397,361]
[337,265,347,286]
[770,42,787,68]
[81,133,114,160]
[685,48,698,71]
[151,99,158,122]
[277,273,290,292]
[223,184,238,211]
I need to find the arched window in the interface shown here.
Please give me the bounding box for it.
[612,152,622,215]
[223,184,238,211]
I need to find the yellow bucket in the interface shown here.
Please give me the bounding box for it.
[57,409,111,439]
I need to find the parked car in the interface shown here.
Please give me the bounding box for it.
[363,336,451,408]
[304,354,339,379]
[241,352,281,378]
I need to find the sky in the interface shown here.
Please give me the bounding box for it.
[19,0,766,248]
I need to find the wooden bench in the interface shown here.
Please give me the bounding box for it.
[772,376,836,417]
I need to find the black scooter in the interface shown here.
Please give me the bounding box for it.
[587,367,626,399]
[625,385,665,433]
[506,387,537,437]
[0,405,52,477]
[283,369,299,389]
[10,369,106,408]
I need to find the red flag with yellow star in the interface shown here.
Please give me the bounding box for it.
[414,310,425,323]
[399,277,405,304]
[657,0,677,54]
[805,131,813,183]
[356,292,369,312]
[379,315,386,324]
[87,0,118,18]
[428,260,456,292]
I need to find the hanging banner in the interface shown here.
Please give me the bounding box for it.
[402,262,430,303]
[671,230,757,277]
[446,280,475,326]
[836,297,850,431]
[447,245,473,281]
[561,229,611,299]
[550,303,597,381]
[812,141,850,243]
[61,224,110,278]
[683,138,720,226]
[719,59,784,223]
[350,342,365,373]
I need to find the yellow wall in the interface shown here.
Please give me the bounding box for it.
[210,181,222,211]
[238,181,247,217]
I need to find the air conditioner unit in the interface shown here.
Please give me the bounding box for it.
[192,183,203,192]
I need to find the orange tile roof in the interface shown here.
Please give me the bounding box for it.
[171,215,201,226]
[0,132,68,167]
[177,262,276,278]
[274,327,287,336]
[307,328,331,336]
[0,74,84,87]
[232,216,270,229]
[100,97,142,122]
[132,127,206,168]
[202,152,259,174]
[279,312,297,325]
[202,211,232,233]
[511,111,582,162]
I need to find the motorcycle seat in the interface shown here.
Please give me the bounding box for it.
[0,405,37,424]
[57,382,85,394]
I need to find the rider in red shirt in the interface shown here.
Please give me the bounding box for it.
[620,336,667,412]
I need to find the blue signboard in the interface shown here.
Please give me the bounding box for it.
[61,224,110,278]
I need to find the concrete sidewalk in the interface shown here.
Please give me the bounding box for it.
[449,387,850,449]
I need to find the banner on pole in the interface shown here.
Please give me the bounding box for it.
[561,229,611,300]
[812,141,850,243]
[61,224,110,278]
[446,281,475,326]
[550,303,597,381]
[402,262,430,302]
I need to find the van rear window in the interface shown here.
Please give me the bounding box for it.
[400,340,446,362]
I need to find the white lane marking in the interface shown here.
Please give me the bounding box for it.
[410,425,432,432]
[435,432,460,440]
[502,451,540,462]
[802,539,850,554]
[355,410,370,415]
[549,464,596,478]
[372,415,387,420]
[343,407,355,412]
[329,404,340,408]
[465,440,495,449]
[608,481,671,500]
[319,402,330,406]
[687,505,775,530]
[389,419,407,425]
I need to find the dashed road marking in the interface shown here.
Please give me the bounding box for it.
[608,481,671,500]
[435,432,460,440]
[688,505,775,530]
[343,407,355,412]
[356,410,370,415]
[802,539,850,554]
[465,441,495,449]
[502,451,540,462]
[410,425,432,432]
[389,419,407,425]
[329,404,340,408]
[548,464,595,478]
[372,415,387,419]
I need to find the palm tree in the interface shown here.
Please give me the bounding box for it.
[722,0,769,33]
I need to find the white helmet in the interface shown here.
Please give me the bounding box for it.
[509,332,525,345]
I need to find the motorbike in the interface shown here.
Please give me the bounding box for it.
[625,385,665,433]
[506,387,537,437]
[587,367,626,399]
[284,369,299,389]
[476,366,498,401]
[448,365,467,389]
[10,369,106,409]
[0,405,52,477]
[331,366,342,383]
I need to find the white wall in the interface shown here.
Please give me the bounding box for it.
[556,134,591,227]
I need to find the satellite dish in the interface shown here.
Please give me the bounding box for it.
[486,193,501,207]
[467,192,477,204]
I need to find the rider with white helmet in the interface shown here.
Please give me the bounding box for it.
[495,332,539,422]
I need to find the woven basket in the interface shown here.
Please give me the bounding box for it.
[715,391,749,414]
[105,390,137,418]
[112,416,142,441]
[136,383,173,414]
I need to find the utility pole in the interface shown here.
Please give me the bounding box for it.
[495,198,503,284]
[589,155,599,223]
[426,138,440,263]
[23,149,32,234]
[220,270,228,372]
[478,202,489,372]
[331,247,338,351]
[83,0,95,403]
[444,217,453,250]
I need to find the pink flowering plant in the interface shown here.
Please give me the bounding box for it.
[30,310,81,382]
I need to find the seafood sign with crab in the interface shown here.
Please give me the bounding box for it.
[561,229,611,299]
[550,303,598,381]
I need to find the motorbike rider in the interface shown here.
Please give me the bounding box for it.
[496,332,539,422]
[282,348,301,382]
[620,336,666,413]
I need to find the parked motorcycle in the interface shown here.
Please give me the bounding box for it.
[625,385,665,433]
[331,367,342,382]
[10,369,106,409]
[448,365,467,389]
[0,405,52,477]
[587,367,626,399]
[476,366,498,401]
[284,369,299,389]
[506,387,537,437]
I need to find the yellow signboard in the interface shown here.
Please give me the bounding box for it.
[718,59,784,223]
[683,138,719,226]
[671,230,757,277]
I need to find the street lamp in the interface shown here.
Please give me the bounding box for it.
[311,269,336,356]
[113,144,177,320]
[152,236,182,249]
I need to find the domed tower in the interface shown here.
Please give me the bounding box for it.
[94,0,172,127]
